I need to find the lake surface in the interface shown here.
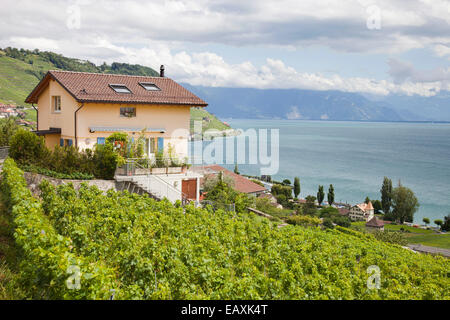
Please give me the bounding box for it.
[189,120,450,224]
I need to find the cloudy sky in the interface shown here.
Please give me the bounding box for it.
[1,0,449,96]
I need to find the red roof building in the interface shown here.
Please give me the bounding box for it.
[200,165,266,195]
[365,217,385,230]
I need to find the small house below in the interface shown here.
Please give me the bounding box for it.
[365,216,384,231]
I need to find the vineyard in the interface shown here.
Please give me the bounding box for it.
[1,158,449,299]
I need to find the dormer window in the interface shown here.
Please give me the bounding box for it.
[109,84,132,94]
[139,82,160,91]
[52,96,61,112]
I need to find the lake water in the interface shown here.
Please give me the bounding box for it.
[189,120,450,224]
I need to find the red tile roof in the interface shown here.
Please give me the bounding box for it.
[201,165,266,194]
[366,217,384,227]
[25,70,208,107]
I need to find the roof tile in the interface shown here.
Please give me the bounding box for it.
[26,70,207,106]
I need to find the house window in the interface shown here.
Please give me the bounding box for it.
[52,96,61,112]
[120,107,136,117]
[60,138,72,147]
[109,84,132,94]
[97,137,105,145]
[139,82,160,91]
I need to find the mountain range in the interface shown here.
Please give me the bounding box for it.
[183,84,450,122]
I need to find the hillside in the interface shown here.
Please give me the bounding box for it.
[1,158,449,300]
[0,47,230,133]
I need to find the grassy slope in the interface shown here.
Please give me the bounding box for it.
[0,55,48,105]
[0,49,231,132]
[406,234,450,249]
[352,221,450,249]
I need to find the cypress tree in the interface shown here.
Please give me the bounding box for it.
[381,177,393,214]
[294,177,300,199]
[317,185,324,205]
[327,184,335,206]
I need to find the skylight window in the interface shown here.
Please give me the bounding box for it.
[139,82,161,91]
[109,84,132,94]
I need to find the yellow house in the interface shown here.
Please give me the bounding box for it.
[25,68,207,159]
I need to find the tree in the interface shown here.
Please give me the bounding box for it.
[422,217,430,226]
[381,177,393,214]
[9,128,49,165]
[234,164,239,175]
[293,177,300,199]
[434,219,443,229]
[317,185,325,206]
[0,117,20,146]
[372,200,382,214]
[205,175,250,214]
[442,215,450,232]
[271,184,292,199]
[282,179,291,185]
[365,196,371,204]
[391,182,419,223]
[304,195,317,215]
[327,184,335,206]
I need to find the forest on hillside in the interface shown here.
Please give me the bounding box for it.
[1,47,159,80]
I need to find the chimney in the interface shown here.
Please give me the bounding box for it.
[160,65,165,77]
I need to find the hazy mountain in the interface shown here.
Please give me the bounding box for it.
[183,84,407,121]
[184,84,450,121]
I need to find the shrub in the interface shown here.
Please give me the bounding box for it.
[271,184,292,199]
[9,129,48,165]
[332,216,351,228]
[322,218,334,229]
[92,143,118,180]
[286,215,321,227]
[0,117,20,146]
[372,230,408,246]
[318,206,340,218]
[20,163,94,180]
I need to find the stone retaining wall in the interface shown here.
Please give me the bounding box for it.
[23,172,122,196]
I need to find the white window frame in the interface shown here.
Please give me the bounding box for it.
[52,96,61,113]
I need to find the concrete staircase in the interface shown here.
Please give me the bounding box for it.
[130,175,184,203]
[117,179,160,200]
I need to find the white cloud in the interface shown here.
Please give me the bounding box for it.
[434,44,450,59]
[0,1,448,97]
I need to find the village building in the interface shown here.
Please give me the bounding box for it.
[348,201,375,222]
[25,68,207,157]
[365,216,385,231]
[0,104,24,118]
[258,192,283,209]
[199,164,266,196]
[25,68,208,204]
